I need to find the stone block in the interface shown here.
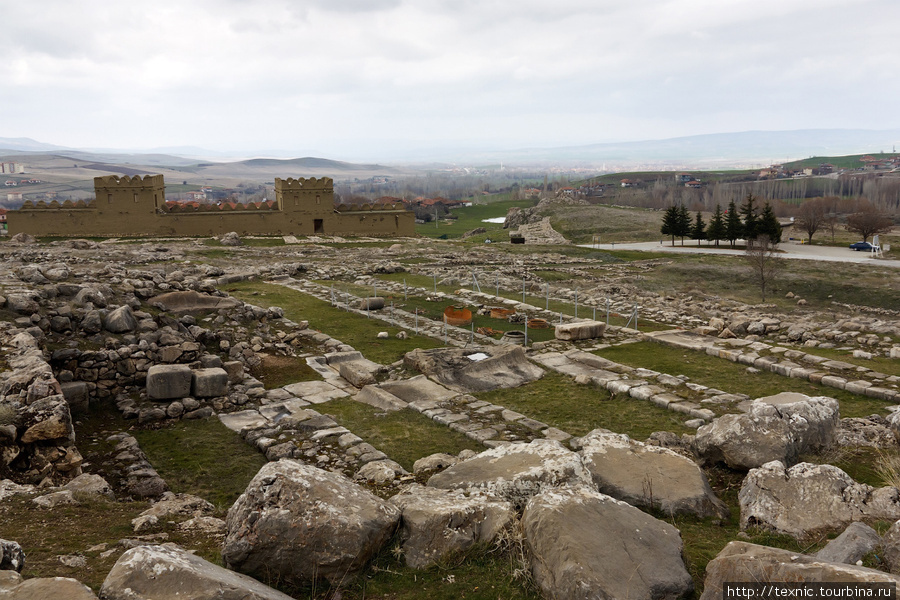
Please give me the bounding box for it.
[223,360,244,384]
[192,368,229,398]
[146,365,192,400]
[554,320,606,341]
[60,381,90,414]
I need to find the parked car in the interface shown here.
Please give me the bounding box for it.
[849,241,874,251]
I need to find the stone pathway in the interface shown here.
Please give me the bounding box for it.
[645,330,900,404]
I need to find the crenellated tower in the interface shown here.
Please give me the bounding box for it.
[94,174,166,217]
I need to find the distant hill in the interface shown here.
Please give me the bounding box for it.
[3,129,900,171]
[0,137,70,152]
[457,129,900,168]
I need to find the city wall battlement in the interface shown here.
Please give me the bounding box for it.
[9,174,414,237]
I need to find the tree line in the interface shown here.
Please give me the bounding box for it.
[660,194,782,247]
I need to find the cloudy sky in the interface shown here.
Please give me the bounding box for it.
[3,0,899,161]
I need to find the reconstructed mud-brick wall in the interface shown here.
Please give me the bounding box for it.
[8,174,415,237]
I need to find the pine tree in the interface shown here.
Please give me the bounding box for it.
[707,204,726,247]
[740,193,760,241]
[660,205,679,245]
[690,211,706,246]
[758,201,782,243]
[725,200,742,247]
[676,204,691,246]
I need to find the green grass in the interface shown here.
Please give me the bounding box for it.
[344,291,559,344]
[416,197,538,240]
[132,417,268,508]
[250,353,321,389]
[476,371,692,438]
[203,236,286,247]
[371,272,669,332]
[596,342,891,418]
[267,537,540,600]
[225,280,444,364]
[315,399,483,471]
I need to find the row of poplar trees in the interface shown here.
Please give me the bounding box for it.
[660,193,782,247]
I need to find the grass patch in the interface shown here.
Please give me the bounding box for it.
[416,197,538,240]
[0,494,150,592]
[250,353,321,389]
[268,536,539,600]
[372,272,669,332]
[133,417,267,509]
[596,342,890,417]
[476,371,692,438]
[204,237,286,247]
[316,399,483,471]
[226,281,444,364]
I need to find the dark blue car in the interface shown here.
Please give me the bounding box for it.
[849,241,874,251]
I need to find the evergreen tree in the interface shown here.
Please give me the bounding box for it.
[707,204,726,247]
[758,201,782,243]
[676,203,691,246]
[725,200,742,247]
[740,193,760,241]
[690,211,706,246]
[660,205,679,245]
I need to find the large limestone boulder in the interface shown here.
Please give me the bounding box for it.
[146,365,192,400]
[389,484,516,569]
[813,522,882,565]
[693,395,839,470]
[148,290,242,315]
[580,429,728,519]
[223,459,400,586]
[426,439,591,509]
[700,542,900,600]
[739,461,900,539]
[403,346,544,393]
[0,574,98,599]
[523,486,693,600]
[101,544,293,600]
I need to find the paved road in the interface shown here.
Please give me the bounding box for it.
[578,240,900,268]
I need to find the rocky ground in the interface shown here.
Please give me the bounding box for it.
[1,231,900,599]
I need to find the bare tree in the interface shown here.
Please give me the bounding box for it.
[846,205,894,242]
[795,198,827,243]
[745,235,782,302]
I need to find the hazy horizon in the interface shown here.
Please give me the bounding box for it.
[3,1,900,163]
